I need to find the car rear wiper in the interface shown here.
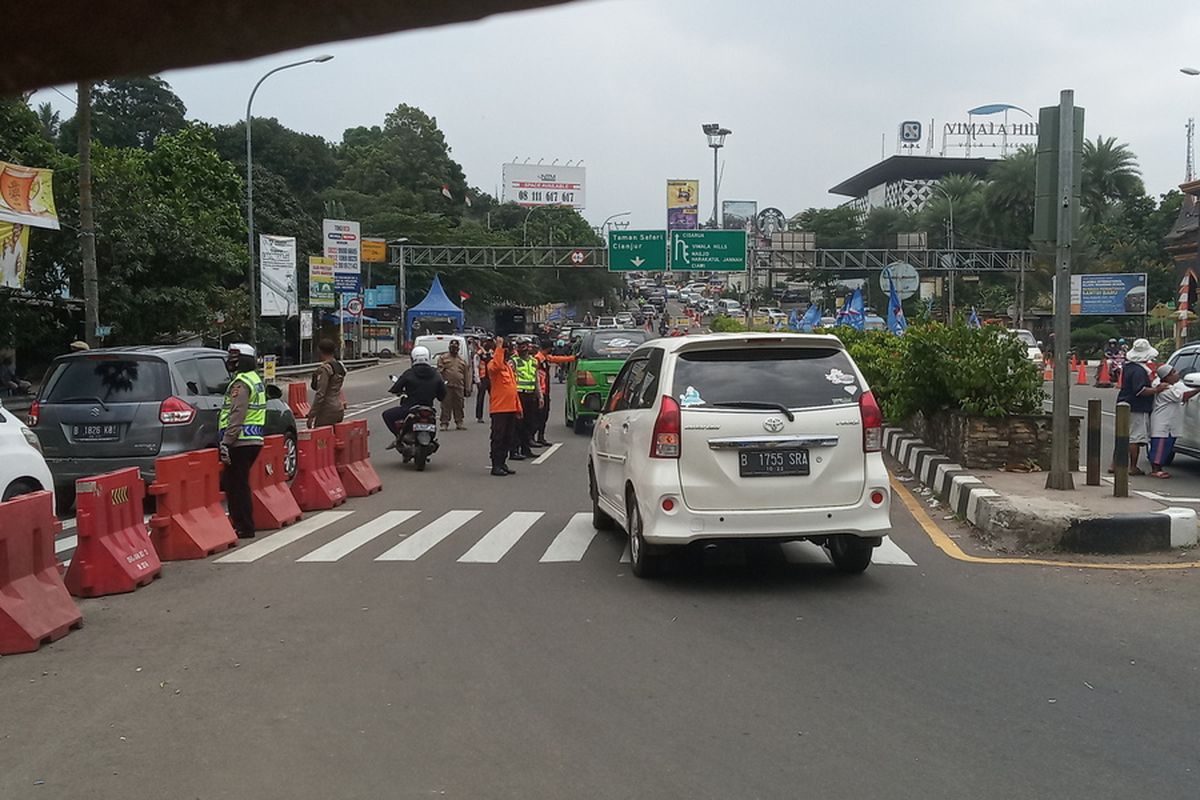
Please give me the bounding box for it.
[57,395,110,411]
[710,401,794,421]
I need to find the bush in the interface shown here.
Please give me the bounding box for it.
[709,315,745,332]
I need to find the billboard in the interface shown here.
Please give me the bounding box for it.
[1070,273,1147,315]
[322,218,361,294]
[259,234,297,317]
[667,179,699,230]
[502,163,585,209]
[722,200,757,231]
[0,161,59,230]
[308,256,335,308]
[361,238,387,263]
[0,222,30,288]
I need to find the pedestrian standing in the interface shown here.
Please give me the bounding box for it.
[535,340,574,446]
[436,339,471,430]
[475,339,493,423]
[1112,338,1167,476]
[487,336,521,477]
[510,340,541,459]
[219,343,266,539]
[308,338,347,428]
[1149,365,1200,478]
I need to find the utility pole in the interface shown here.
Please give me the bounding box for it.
[77,81,99,347]
[1046,89,1079,491]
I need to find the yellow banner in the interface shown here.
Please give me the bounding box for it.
[0,162,58,230]
[0,222,30,288]
[360,238,387,263]
[667,179,699,230]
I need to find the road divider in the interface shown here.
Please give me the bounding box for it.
[291,426,347,511]
[334,420,382,496]
[251,435,304,530]
[149,449,238,559]
[287,382,311,420]
[65,468,162,597]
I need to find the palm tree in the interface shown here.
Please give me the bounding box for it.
[35,102,59,141]
[1082,136,1143,219]
[983,145,1036,246]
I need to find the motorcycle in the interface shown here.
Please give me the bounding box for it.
[387,379,441,471]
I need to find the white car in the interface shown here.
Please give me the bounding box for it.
[1007,329,1043,363]
[0,398,55,503]
[413,334,468,360]
[596,316,619,329]
[615,312,636,327]
[758,307,786,323]
[586,333,891,577]
[717,299,743,316]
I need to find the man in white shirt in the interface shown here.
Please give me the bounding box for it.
[1149,365,1200,478]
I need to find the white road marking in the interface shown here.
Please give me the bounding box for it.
[59,518,76,532]
[346,396,399,419]
[459,512,544,563]
[531,443,562,465]
[873,536,918,566]
[375,510,480,561]
[297,510,419,562]
[55,535,77,555]
[216,511,354,563]
[540,513,599,562]
[1136,490,1200,503]
[619,542,630,563]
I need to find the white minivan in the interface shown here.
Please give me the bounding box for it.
[586,333,891,577]
[717,299,742,316]
[0,397,55,502]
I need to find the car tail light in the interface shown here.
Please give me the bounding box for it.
[860,390,883,452]
[650,395,681,459]
[577,371,597,387]
[26,400,40,427]
[159,396,196,425]
[870,490,886,506]
[661,497,675,512]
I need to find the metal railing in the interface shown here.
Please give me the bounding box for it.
[272,357,380,380]
[390,245,608,269]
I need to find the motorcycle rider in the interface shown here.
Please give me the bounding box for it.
[382,345,447,448]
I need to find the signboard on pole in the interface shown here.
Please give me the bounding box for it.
[670,230,747,271]
[323,218,361,295]
[259,234,297,317]
[262,355,277,383]
[721,200,757,231]
[0,161,59,230]
[308,256,335,308]
[667,179,699,230]
[879,262,920,300]
[502,163,586,209]
[608,230,667,272]
[299,311,314,339]
[1070,273,1147,315]
[360,237,387,263]
[0,222,30,288]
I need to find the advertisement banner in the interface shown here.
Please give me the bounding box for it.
[502,163,586,208]
[667,179,699,230]
[322,218,361,294]
[721,200,757,231]
[0,162,59,230]
[259,234,297,317]
[308,256,335,308]
[361,238,387,263]
[299,311,314,340]
[0,222,30,288]
[1069,273,1147,315]
[262,355,277,382]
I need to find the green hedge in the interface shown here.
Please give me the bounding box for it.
[827,324,1042,421]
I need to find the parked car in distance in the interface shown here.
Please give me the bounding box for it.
[1007,329,1044,363]
[758,307,786,324]
[781,289,806,304]
[413,334,468,360]
[28,347,299,511]
[717,299,743,316]
[585,332,891,577]
[615,311,636,327]
[566,328,652,434]
[0,397,55,503]
[596,316,619,329]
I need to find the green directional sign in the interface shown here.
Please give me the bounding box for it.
[670,229,747,271]
[608,229,667,272]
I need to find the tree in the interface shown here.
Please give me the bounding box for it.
[1082,136,1144,220]
[35,102,60,142]
[791,206,861,248]
[212,117,339,212]
[58,76,187,151]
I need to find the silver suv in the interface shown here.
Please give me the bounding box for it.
[29,346,298,510]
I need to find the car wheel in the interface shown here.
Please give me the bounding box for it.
[827,535,873,574]
[626,492,661,578]
[573,416,590,435]
[283,430,298,481]
[589,466,615,530]
[3,478,41,502]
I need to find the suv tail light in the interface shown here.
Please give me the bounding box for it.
[860,390,883,452]
[26,400,40,427]
[159,396,196,425]
[650,395,681,459]
[577,371,597,387]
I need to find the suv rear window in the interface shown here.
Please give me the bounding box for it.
[582,331,650,359]
[43,357,171,403]
[670,346,861,410]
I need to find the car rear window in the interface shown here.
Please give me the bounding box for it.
[583,331,650,359]
[670,346,861,410]
[43,357,171,403]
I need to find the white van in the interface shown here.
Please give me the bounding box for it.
[717,299,743,315]
[413,334,468,361]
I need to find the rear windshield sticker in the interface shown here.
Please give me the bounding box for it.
[843,385,858,396]
[825,368,856,386]
[679,386,705,407]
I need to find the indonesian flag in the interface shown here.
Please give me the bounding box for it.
[441,184,453,200]
[459,290,471,302]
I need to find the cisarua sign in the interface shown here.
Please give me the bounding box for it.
[670,230,746,272]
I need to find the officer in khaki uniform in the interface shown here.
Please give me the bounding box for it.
[436,339,472,430]
[219,343,267,539]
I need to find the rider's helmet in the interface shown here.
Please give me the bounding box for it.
[411,345,432,366]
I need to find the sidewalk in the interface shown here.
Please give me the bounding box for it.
[886,427,1198,555]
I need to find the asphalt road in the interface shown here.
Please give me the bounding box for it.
[3,364,1199,799]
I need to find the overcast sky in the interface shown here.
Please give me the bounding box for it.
[34,0,1200,230]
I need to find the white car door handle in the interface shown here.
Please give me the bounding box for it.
[621,421,631,432]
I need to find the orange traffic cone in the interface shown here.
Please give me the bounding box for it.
[1070,354,1078,372]
[1076,361,1088,385]
[1096,359,1112,388]
[1043,359,1053,381]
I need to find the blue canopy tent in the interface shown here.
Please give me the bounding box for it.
[405,274,464,341]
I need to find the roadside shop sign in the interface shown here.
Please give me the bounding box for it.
[308,256,335,308]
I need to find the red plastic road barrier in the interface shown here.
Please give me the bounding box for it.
[334,420,382,497]
[0,491,83,655]
[287,382,311,420]
[148,449,237,560]
[291,426,347,511]
[65,468,162,597]
[251,435,303,530]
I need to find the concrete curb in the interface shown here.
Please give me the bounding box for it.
[884,426,1199,554]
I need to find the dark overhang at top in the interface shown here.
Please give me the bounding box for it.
[829,155,1000,198]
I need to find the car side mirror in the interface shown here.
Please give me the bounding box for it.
[583,393,605,413]
[1036,340,1044,349]
[1183,373,1200,389]
[266,384,282,400]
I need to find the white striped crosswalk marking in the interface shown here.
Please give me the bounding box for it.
[297,510,419,563]
[459,512,543,563]
[540,513,600,563]
[375,510,481,561]
[55,535,77,555]
[216,511,354,563]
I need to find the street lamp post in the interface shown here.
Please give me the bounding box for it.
[599,211,631,241]
[390,237,410,349]
[702,123,731,227]
[932,183,956,320]
[245,54,333,349]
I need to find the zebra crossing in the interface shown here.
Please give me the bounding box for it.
[52,508,919,569]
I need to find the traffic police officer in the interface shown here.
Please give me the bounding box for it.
[510,340,541,460]
[220,343,267,539]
